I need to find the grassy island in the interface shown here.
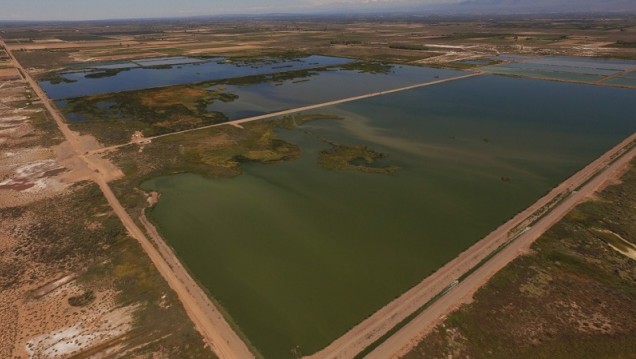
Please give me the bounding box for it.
[318,140,400,174]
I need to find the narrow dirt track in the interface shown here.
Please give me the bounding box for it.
[1,39,256,359]
[365,137,636,359]
[307,132,636,359]
[89,72,481,155]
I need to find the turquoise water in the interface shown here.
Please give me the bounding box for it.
[526,56,636,71]
[143,74,636,358]
[489,55,636,71]
[482,66,605,82]
[504,62,618,76]
[484,55,636,83]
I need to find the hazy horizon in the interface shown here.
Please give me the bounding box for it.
[1,0,635,22]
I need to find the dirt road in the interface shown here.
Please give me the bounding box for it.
[364,137,636,359]
[88,72,481,155]
[306,132,636,359]
[1,39,256,359]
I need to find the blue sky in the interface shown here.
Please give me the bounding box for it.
[0,0,426,20]
[0,0,634,21]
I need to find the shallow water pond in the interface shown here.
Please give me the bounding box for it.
[143,74,636,358]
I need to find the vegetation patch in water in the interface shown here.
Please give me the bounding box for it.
[39,72,77,84]
[84,68,130,79]
[213,68,319,86]
[340,61,394,74]
[318,139,400,174]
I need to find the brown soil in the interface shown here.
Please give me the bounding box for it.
[185,45,262,55]
[2,38,250,359]
[0,67,20,80]
[0,39,180,359]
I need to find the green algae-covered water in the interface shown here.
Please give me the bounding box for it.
[142,75,636,358]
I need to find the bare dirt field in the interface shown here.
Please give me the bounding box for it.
[0,65,68,207]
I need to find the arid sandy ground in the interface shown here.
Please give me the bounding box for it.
[1,39,214,359]
[0,75,67,206]
[0,51,135,358]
